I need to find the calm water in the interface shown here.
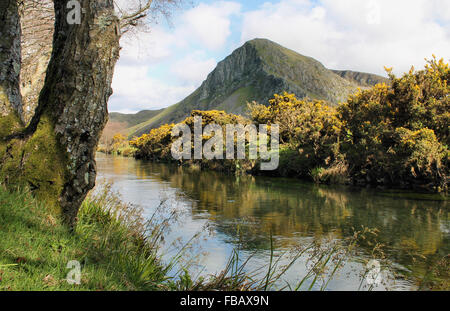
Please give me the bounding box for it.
[95,153,449,291]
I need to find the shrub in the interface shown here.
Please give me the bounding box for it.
[249,92,343,179]
[130,124,175,160]
[338,57,449,190]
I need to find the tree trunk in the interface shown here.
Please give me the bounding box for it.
[0,0,121,229]
[0,0,23,126]
[20,0,54,123]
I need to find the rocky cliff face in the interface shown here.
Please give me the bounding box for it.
[132,38,387,137]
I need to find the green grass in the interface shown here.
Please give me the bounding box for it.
[0,185,176,290]
[109,109,165,129]
[216,86,255,114]
[127,103,180,138]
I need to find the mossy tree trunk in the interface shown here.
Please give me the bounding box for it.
[0,0,120,229]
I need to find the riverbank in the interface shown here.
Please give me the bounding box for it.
[0,185,263,291]
[0,185,164,290]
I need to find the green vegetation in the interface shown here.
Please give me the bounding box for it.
[97,133,137,157]
[215,86,256,112]
[0,114,68,214]
[128,101,182,138]
[338,58,449,192]
[0,184,170,290]
[109,109,165,129]
[129,58,449,193]
[130,110,253,173]
[0,110,22,138]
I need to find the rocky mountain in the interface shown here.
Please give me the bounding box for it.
[128,38,388,137]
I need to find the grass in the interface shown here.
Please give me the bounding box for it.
[310,160,349,185]
[0,184,171,290]
[127,102,180,138]
[109,109,165,129]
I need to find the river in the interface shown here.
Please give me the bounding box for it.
[95,153,449,291]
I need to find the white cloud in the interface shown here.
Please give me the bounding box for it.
[241,0,450,75]
[118,1,241,65]
[109,1,241,113]
[118,27,178,66]
[170,52,217,85]
[179,1,242,50]
[109,65,196,113]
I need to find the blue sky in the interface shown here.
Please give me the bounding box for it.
[109,0,450,113]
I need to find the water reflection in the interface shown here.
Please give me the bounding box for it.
[96,153,449,290]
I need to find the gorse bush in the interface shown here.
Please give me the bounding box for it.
[131,124,175,160]
[130,110,252,172]
[339,57,449,191]
[98,133,137,157]
[250,93,342,145]
[129,58,449,192]
[249,93,344,178]
[184,110,248,128]
[130,110,246,160]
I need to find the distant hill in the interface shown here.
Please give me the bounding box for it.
[121,39,387,138]
[100,109,164,145]
[109,109,165,129]
[331,70,387,87]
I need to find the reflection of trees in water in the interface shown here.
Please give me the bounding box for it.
[110,156,449,283]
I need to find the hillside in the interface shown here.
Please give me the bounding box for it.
[127,39,387,137]
[109,109,165,129]
[100,109,164,146]
[331,70,387,87]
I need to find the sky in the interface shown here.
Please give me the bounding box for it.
[109,0,450,113]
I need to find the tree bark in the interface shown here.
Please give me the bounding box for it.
[0,0,23,124]
[0,0,121,229]
[20,0,54,123]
